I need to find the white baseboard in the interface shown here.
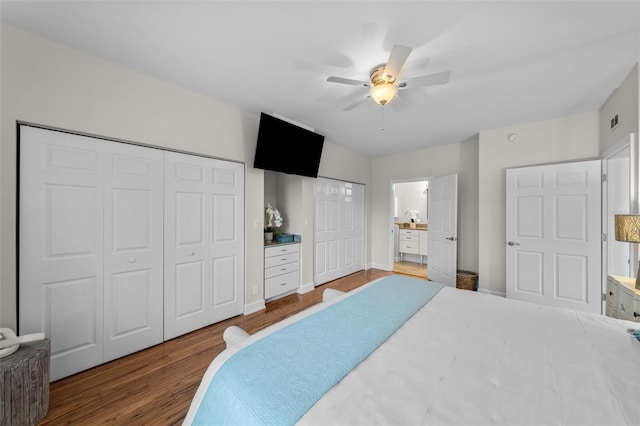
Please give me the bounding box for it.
[370,262,393,271]
[297,281,315,294]
[244,299,265,315]
[478,288,506,298]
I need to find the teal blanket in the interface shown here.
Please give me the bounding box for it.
[192,275,443,425]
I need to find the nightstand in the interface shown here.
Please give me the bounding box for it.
[606,275,640,322]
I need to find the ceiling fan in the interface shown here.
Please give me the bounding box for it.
[326,44,451,111]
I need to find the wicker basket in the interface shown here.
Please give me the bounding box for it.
[456,270,478,291]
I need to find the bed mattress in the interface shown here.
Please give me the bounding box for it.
[184,276,640,425]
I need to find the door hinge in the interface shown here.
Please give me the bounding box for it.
[602,233,607,242]
[602,173,607,182]
[602,293,607,302]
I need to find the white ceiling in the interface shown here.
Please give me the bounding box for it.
[2,1,639,157]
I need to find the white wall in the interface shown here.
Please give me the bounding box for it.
[0,23,372,329]
[371,138,479,274]
[600,64,638,155]
[478,112,600,296]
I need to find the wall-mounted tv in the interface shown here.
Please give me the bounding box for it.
[253,112,325,178]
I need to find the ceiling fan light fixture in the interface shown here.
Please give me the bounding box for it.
[370,83,398,106]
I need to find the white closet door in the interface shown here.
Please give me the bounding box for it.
[342,182,365,276]
[19,126,105,381]
[102,141,164,362]
[164,152,244,340]
[314,177,341,285]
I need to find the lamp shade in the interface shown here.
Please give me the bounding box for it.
[614,214,640,242]
[370,83,398,106]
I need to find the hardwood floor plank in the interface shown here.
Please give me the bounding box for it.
[38,268,393,425]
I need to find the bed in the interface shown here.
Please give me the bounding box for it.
[183,275,640,425]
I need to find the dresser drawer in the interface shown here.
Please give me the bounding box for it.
[618,286,636,321]
[399,229,420,240]
[606,276,619,307]
[265,252,299,269]
[399,240,419,255]
[265,243,300,258]
[265,260,300,279]
[265,270,300,299]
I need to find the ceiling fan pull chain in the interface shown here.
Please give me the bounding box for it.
[380,106,385,131]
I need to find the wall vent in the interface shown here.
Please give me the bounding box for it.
[610,113,620,131]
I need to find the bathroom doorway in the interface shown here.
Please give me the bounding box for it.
[391,179,430,278]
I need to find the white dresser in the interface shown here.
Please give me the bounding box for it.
[606,275,640,322]
[398,228,428,264]
[264,242,300,300]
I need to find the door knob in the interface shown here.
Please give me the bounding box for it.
[507,241,520,246]
[445,237,457,241]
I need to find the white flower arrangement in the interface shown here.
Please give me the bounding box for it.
[265,203,283,233]
[405,208,420,222]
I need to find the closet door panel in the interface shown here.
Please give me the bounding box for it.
[164,152,211,339]
[343,183,365,275]
[164,153,243,339]
[19,126,105,381]
[314,178,342,285]
[209,159,244,322]
[314,178,365,285]
[103,142,164,362]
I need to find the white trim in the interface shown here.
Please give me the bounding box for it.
[244,299,265,315]
[370,262,393,271]
[297,281,315,294]
[478,288,506,298]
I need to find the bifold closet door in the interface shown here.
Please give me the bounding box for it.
[20,126,106,381]
[164,152,244,340]
[341,182,365,276]
[20,126,165,380]
[102,140,164,362]
[314,178,342,285]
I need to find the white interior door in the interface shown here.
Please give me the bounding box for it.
[426,174,458,286]
[506,160,602,314]
[19,126,105,381]
[164,152,244,340]
[102,141,164,362]
[314,177,341,285]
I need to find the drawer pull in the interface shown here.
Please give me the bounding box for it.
[129,257,136,263]
[280,282,286,286]
[634,312,639,318]
[188,251,195,257]
[609,291,614,296]
[281,268,287,271]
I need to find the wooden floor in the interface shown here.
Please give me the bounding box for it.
[38,268,394,426]
[393,260,427,278]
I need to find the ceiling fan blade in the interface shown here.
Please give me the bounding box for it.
[343,95,370,111]
[327,76,370,87]
[383,44,412,80]
[400,71,451,89]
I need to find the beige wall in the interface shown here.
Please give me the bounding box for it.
[478,112,600,296]
[600,64,639,155]
[0,24,371,329]
[370,138,480,274]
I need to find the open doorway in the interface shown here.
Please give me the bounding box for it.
[390,179,430,278]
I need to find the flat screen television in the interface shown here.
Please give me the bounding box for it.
[253,112,325,178]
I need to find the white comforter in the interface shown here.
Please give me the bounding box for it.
[186,283,640,425]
